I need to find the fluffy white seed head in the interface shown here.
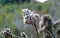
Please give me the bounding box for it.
[1,28,11,35]
[22,8,31,16]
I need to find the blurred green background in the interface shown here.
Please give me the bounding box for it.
[0,0,60,38]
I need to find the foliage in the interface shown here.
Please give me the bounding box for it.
[0,0,30,5]
[0,0,60,38]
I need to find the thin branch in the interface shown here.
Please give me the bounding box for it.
[33,23,39,38]
[53,19,60,28]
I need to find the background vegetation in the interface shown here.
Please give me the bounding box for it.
[0,0,60,38]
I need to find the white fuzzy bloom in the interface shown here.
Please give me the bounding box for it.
[22,8,28,13]
[1,28,11,35]
[22,8,31,17]
[21,32,28,38]
[38,14,55,33]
